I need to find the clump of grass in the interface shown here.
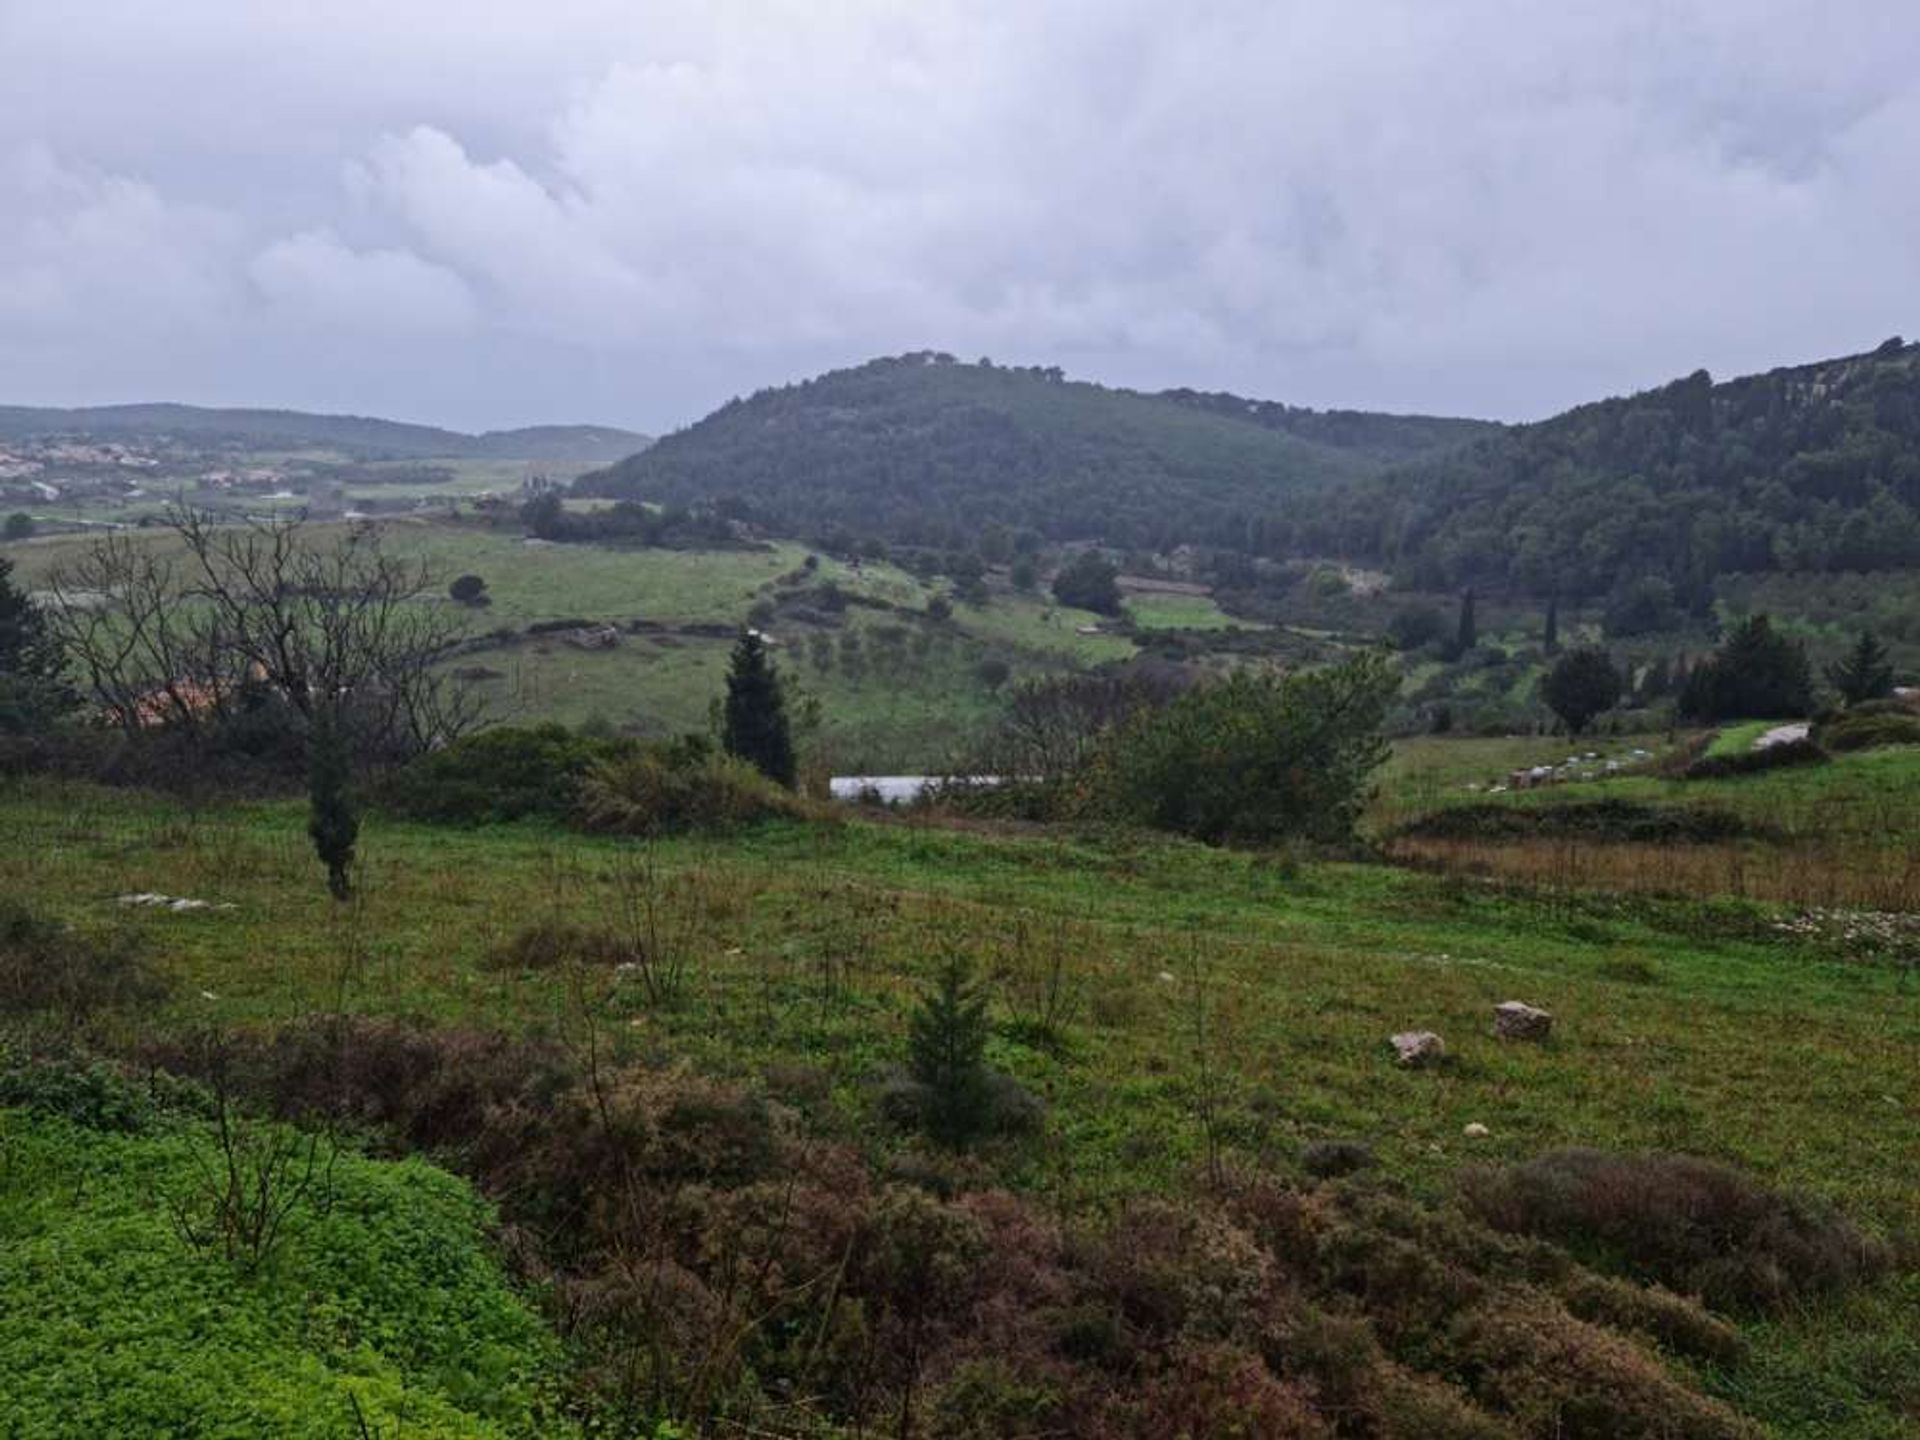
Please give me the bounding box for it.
[1397,798,1764,846]
[0,900,166,1029]
[1462,1149,1892,1312]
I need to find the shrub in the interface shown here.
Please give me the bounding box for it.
[1093,650,1396,845]
[448,573,490,605]
[484,918,630,971]
[1815,710,1920,753]
[1051,550,1123,616]
[1397,798,1761,845]
[1682,737,1827,779]
[1443,1298,1757,1439]
[1301,1139,1376,1179]
[1462,1149,1891,1311]
[0,902,166,1027]
[386,723,629,824]
[0,1050,161,1132]
[575,748,806,835]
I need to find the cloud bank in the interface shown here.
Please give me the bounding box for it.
[3,1,1917,429]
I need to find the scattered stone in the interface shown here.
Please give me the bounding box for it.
[1157,970,1177,984]
[116,892,233,912]
[1493,1001,1554,1042]
[1390,1031,1447,1068]
[1463,1122,1490,1138]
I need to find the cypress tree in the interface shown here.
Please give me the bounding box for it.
[0,557,73,733]
[1825,630,1895,707]
[306,713,358,901]
[722,628,796,787]
[1543,594,1559,654]
[1455,589,1478,656]
[907,955,993,1149]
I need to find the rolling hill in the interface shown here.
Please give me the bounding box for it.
[0,402,649,463]
[576,351,1493,551]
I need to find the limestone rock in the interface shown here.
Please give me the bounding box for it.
[1494,1001,1553,1042]
[1390,1031,1447,1068]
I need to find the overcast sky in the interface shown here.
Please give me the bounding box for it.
[4,2,1917,434]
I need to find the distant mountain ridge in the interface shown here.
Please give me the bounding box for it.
[0,402,650,463]
[579,351,1491,550]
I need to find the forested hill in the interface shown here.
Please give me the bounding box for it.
[1154,388,1496,463]
[1335,337,1920,602]
[0,402,649,462]
[577,352,1486,550]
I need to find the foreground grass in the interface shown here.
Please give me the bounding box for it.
[0,1106,565,1437]
[3,776,1915,1435]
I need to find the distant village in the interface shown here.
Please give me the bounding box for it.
[0,430,549,531]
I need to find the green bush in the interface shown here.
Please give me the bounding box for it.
[1092,651,1397,844]
[1397,798,1762,845]
[1682,737,1827,779]
[574,748,807,836]
[386,724,632,824]
[1814,710,1920,753]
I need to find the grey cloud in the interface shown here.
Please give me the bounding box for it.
[3,2,1917,429]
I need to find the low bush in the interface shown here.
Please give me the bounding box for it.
[484,918,632,971]
[1462,1149,1891,1311]
[386,723,631,824]
[1300,1138,1376,1178]
[101,1016,1867,1438]
[1814,710,1920,753]
[1398,798,1761,845]
[575,747,808,835]
[1682,737,1827,779]
[0,901,167,1027]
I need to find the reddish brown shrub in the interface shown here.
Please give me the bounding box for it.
[1444,1295,1761,1439]
[1462,1149,1891,1311]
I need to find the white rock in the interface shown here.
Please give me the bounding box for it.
[1493,1000,1554,1042]
[1390,1031,1447,1068]
[1463,1122,1490,1138]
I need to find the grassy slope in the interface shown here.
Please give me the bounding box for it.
[0,1107,565,1437]
[3,521,1140,770]
[1,776,1913,1433]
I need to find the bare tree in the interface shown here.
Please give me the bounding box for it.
[46,507,483,762]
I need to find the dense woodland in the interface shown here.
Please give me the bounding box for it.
[583,342,1920,609]
[1346,338,1920,602]
[578,353,1430,551]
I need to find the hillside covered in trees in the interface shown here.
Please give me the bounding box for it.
[581,342,1920,611]
[1321,338,1920,603]
[578,352,1486,551]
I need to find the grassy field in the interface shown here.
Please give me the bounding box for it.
[1123,591,1255,631]
[1,756,1916,1435]
[1376,734,1920,909]
[2,518,1144,770]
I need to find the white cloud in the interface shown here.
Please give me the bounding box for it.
[1,2,1917,427]
[249,230,477,335]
